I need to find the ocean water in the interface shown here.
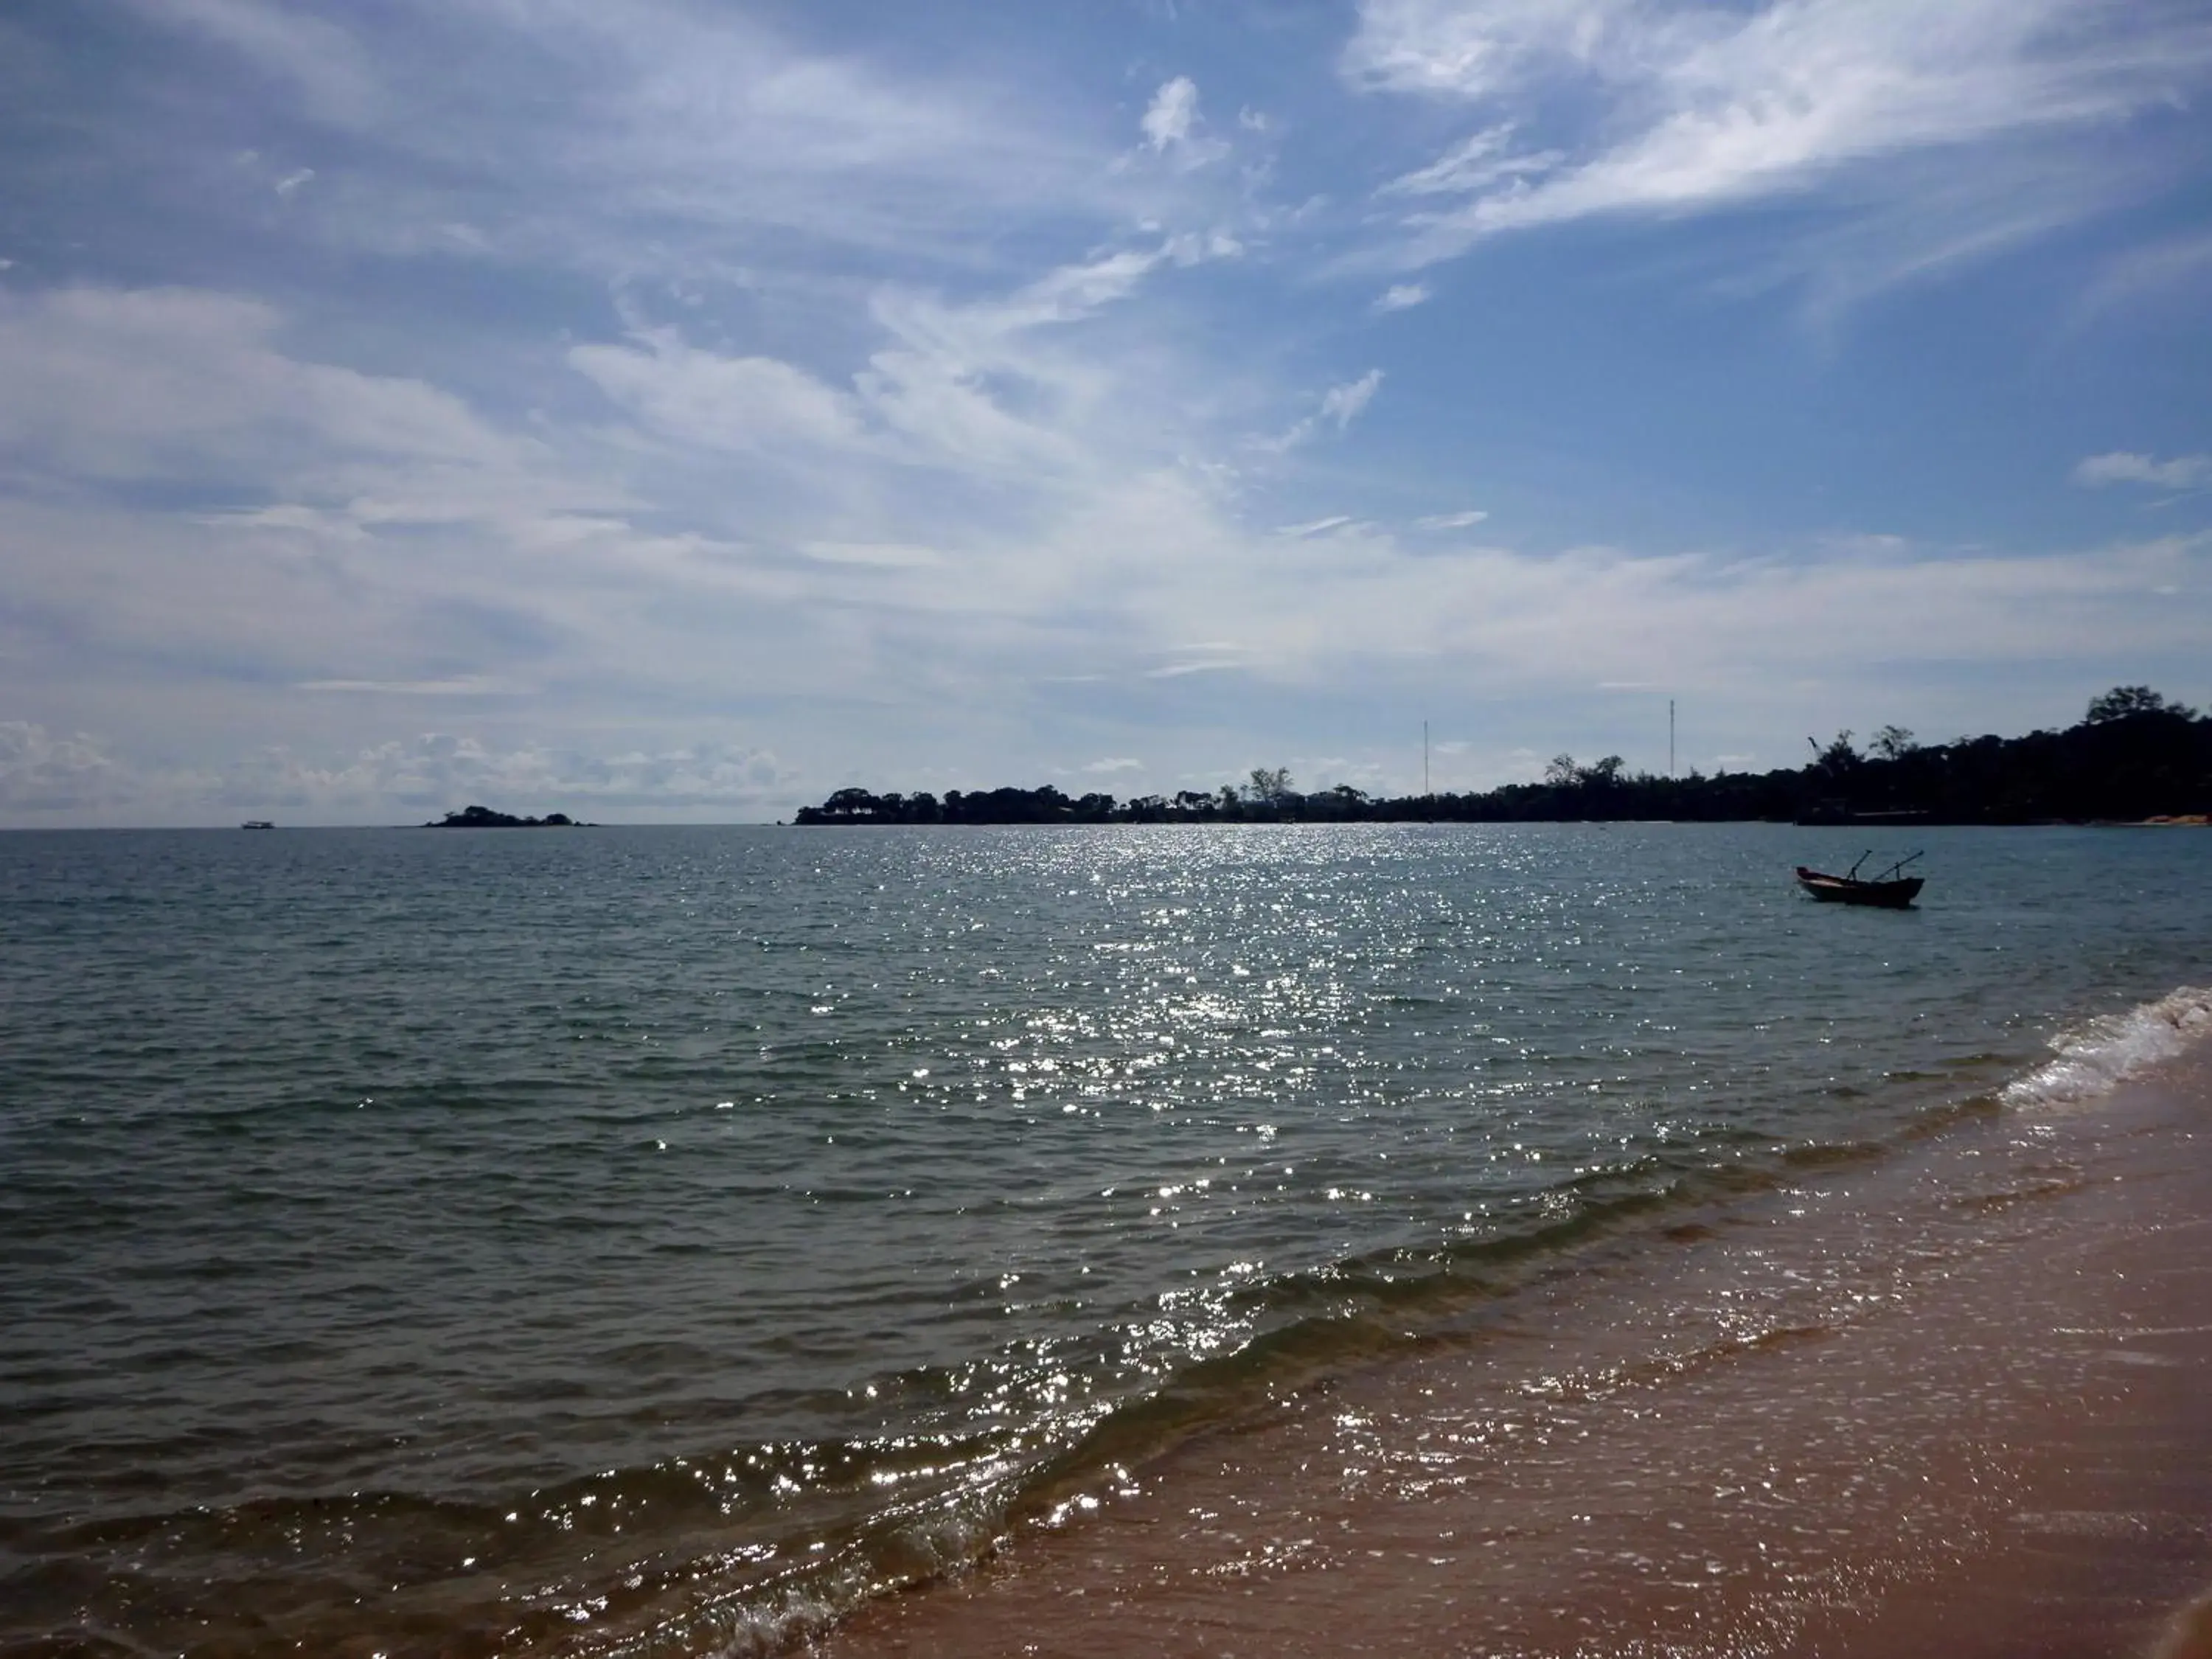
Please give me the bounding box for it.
[1,821,2206,1657]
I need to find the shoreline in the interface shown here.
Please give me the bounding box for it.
[819,1034,2212,1658]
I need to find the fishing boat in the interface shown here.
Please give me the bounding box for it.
[240,820,274,830]
[1795,850,1923,908]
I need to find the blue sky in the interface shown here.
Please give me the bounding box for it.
[1,0,2208,824]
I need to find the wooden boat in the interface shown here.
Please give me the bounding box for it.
[1795,851,1923,908]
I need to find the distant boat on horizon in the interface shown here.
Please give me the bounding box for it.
[240,820,274,830]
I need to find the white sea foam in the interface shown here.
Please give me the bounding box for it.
[2000,987,2212,1109]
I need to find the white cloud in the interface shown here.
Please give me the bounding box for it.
[1374,282,1432,311]
[1348,0,2212,274]
[133,0,1120,277]
[296,676,519,695]
[2079,230,2212,321]
[1344,0,1631,99]
[1379,125,1558,196]
[1414,509,1488,529]
[2073,451,2212,490]
[1135,74,1234,172]
[137,0,386,128]
[1319,369,1384,429]
[571,329,864,455]
[1082,756,1144,773]
[0,265,1251,819]
[1254,369,1385,453]
[801,540,945,569]
[564,234,1232,499]
[0,285,585,514]
[0,721,794,822]
[1142,76,1200,151]
[1276,515,1357,537]
[1144,658,1248,679]
[298,732,796,812]
[0,721,131,813]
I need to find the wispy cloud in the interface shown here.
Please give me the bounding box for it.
[1142,76,1198,150]
[128,0,1121,278]
[566,233,1234,512]
[2073,451,2212,490]
[1414,509,1487,530]
[801,540,947,569]
[1320,369,1383,427]
[1344,0,1630,98]
[296,677,521,695]
[1346,0,2212,279]
[1374,282,1431,311]
[1253,369,1385,453]
[0,285,607,521]
[0,720,130,813]
[2079,229,2212,320]
[1378,125,1559,197]
[1138,74,1230,169]
[0,723,793,821]
[571,329,866,457]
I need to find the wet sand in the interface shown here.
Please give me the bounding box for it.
[818,1047,2212,1658]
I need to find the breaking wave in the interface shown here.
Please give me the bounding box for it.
[2000,987,2212,1110]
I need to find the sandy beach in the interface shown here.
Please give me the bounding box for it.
[821,1040,2212,1658]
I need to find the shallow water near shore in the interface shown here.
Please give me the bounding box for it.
[1,821,2208,1655]
[826,1011,2212,1659]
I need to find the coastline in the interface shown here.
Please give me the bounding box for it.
[821,1020,2212,1658]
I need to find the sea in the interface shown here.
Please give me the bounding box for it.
[2,822,2208,1657]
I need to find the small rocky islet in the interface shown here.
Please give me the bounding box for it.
[422,804,591,828]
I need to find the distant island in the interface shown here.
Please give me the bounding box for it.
[795,686,2212,828]
[424,804,593,828]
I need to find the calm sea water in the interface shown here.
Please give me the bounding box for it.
[1,823,2206,1655]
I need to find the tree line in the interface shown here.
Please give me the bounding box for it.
[793,687,2212,827]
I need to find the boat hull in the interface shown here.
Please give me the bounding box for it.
[1795,867,1923,908]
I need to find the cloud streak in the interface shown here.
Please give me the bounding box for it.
[1347,0,2212,276]
[1259,370,1386,453]
[2074,451,2212,490]
[0,723,793,821]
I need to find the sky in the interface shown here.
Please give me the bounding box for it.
[1,0,2209,825]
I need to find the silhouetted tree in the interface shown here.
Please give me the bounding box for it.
[2086,686,2185,723]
